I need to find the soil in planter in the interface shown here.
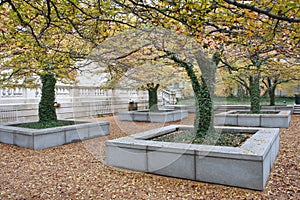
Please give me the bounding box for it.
[11,120,76,129]
[151,130,251,147]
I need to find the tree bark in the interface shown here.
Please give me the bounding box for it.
[249,75,260,113]
[268,86,276,106]
[147,83,159,112]
[196,52,218,136]
[39,73,57,122]
[170,53,214,138]
[195,76,213,138]
[237,84,247,101]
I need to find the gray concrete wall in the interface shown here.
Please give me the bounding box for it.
[106,125,280,190]
[0,120,110,150]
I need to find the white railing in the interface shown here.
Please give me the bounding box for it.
[162,89,177,105]
[0,86,150,123]
[1,88,24,98]
[0,107,18,123]
[0,85,151,99]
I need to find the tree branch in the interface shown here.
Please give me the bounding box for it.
[7,0,42,46]
[223,0,300,23]
[0,0,9,6]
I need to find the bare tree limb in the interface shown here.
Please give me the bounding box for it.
[223,0,300,23]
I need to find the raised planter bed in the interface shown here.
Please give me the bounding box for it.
[118,110,188,122]
[106,125,280,190]
[0,120,110,150]
[214,110,291,128]
[164,104,294,114]
[164,105,195,113]
[214,105,294,113]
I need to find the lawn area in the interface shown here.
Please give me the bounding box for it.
[0,114,299,199]
[177,96,295,106]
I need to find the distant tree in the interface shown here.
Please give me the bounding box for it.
[147,83,160,111]
[90,30,185,112]
[91,28,219,138]
[262,58,300,105]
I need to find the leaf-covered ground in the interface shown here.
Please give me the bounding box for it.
[0,114,299,199]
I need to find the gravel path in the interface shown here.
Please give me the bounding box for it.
[0,114,299,199]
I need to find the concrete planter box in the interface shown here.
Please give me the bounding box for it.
[118,110,188,122]
[164,105,196,113]
[214,105,294,114]
[261,105,294,112]
[164,104,294,114]
[106,125,279,190]
[0,120,110,150]
[215,110,291,128]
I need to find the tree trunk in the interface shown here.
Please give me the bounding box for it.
[196,52,218,137]
[39,73,57,122]
[266,78,278,106]
[194,76,213,138]
[268,87,276,106]
[237,84,247,101]
[170,53,214,138]
[147,83,159,112]
[249,75,260,113]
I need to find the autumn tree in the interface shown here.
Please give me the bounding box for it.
[110,0,299,124]
[0,0,126,122]
[69,0,300,133]
[91,27,220,137]
[261,58,300,105]
[0,30,78,122]
[219,26,299,110]
[2,0,299,130]
[89,30,185,112]
[197,1,299,112]
[0,3,84,122]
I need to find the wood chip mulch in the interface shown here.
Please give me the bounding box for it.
[0,114,299,199]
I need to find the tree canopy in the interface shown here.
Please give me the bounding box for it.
[1,0,299,131]
[0,0,128,87]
